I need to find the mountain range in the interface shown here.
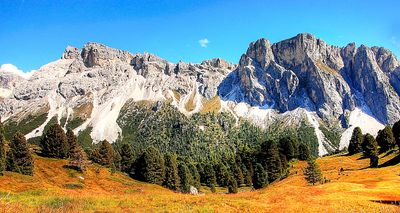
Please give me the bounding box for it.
[1,33,399,156]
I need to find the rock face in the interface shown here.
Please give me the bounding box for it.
[1,33,400,155]
[219,33,400,124]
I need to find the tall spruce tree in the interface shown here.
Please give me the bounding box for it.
[135,146,165,185]
[214,162,229,187]
[304,159,322,185]
[178,162,191,193]
[362,134,379,158]
[10,133,34,175]
[90,140,115,167]
[203,163,217,188]
[40,123,69,158]
[279,136,298,160]
[163,153,180,191]
[265,140,283,182]
[376,126,395,153]
[227,176,238,194]
[119,143,134,173]
[298,143,311,161]
[348,127,363,155]
[253,163,268,189]
[188,162,201,190]
[66,128,79,158]
[0,118,6,175]
[393,120,400,149]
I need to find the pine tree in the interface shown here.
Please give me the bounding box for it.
[253,163,268,189]
[376,126,395,153]
[40,123,69,158]
[66,128,78,158]
[264,140,283,182]
[203,163,217,188]
[188,162,201,190]
[393,120,400,149]
[230,160,244,186]
[113,150,122,171]
[163,153,180,191]
[279,136,298,160]
[135,146,165,185]
[6,151,19,173]
[0,118,6,175]
[119,143,134,173]
[214,162,229,187]
[9,133,34,175]
[362,134,379,158]
[227,176,238,194]
[68,146,87,172]
[90,140,114,167]
[298,143,311,161]
[178,162,191,193]
[348,127,363,155]
[370,152,379,168]
[304,160,322,185]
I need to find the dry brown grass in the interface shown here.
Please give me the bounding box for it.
[172,90,181,102]
[316,60,340,76]
[200,96,221,114]
[0,152,399,212]
[72,103,93,120]
[184,91,197,112]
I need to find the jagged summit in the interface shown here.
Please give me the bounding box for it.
[1,33,399,156]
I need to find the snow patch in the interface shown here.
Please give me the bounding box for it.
[305,111,328,156]
[339,108,384,150]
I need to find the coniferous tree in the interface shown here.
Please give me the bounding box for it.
[90,140,114,167]
[178,162,191,193]
[113,149,122,171]
[9,133,34,175]
[203,163,217,188]
[0,118,6,175]
[370,152,379,168]
[119,143,134,173]
[40,123,69,158]
[188,162,201,190]
[214,162,229,187]
[304,159,322,185]
[362,134,379,158]
[66,128,78,158]
[298,143,311,161]
[135,146,165,185]
[6,151,19,173]
[253,163,268,189]
[242,166,253,187]
[230,160,244,186]
[376,126,395,153]
[163,153,180,191]
[264,140,283,182]
[393,120,400,149]
[348,127,363,155]
[279,136,298,160]
[227,176,238,194]
[68,145,87,172]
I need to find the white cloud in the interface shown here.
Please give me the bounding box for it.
[199,38,210,48]
[0,64,36,79]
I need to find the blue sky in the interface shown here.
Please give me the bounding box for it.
[1,0,399,72]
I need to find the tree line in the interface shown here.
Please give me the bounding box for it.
[348,120,400,167]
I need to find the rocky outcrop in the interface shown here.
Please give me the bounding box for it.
[219,33,400,125]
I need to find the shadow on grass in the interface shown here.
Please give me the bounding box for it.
[379,154,400,168]
[371,200,400,206]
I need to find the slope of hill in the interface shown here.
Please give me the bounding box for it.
[0,153,398,212]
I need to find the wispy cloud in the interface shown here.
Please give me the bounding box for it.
[0,64,36,79]
[199,38,210,48]
[392,36,400,48]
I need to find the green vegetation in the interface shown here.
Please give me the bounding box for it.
[348,127,363,155]
[8,132,34,175]
[319,125,341,147]
[4,112,48,140]
[303,159,322,185]
[66,117,85,130]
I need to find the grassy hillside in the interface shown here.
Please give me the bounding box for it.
[0,152,398,212]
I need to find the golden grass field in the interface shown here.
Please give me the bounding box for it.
[0,151,399,212]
